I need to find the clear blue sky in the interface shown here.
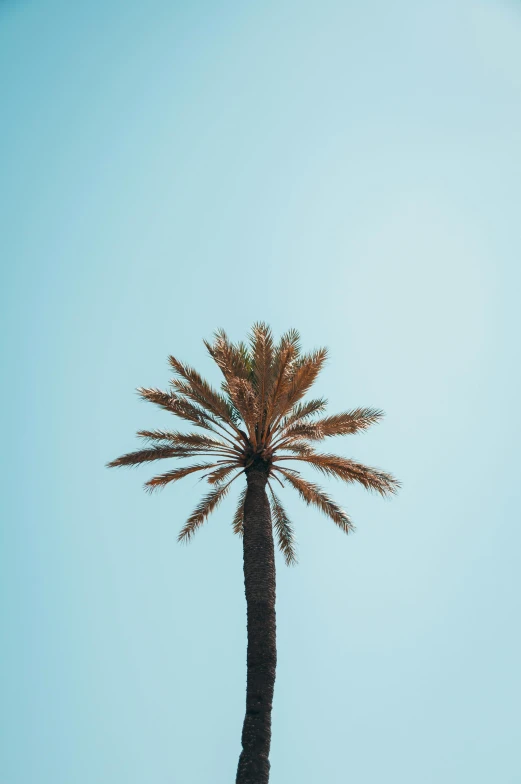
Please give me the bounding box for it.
[1,1,520,782]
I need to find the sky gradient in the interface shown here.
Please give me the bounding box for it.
[2,1,521,782]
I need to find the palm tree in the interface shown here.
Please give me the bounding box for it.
[107,324,399,784]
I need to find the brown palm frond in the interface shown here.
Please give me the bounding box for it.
[276,468,354,534]
[138,387,244,448]
[308,408,384,438]
[137,428,188,442]
[204,329,251,383]
[137,429,237,454]
[276,452,399,496]
[206,333,255,411]
[249,322,275,427]
[171,377,230,421]
[205,463,242,485]
[169,365,239,429]
[268,485,297,566]
[178,473,240,542]
[277,327,302,358]
[170,378,249,446]
[274,421,325,446]
[226,377,259,440]
[144,462,223,492]
[282,440,315,456]
[262,339,300,439]
[232,486,247,536]
[280,398,328,430]
[138,387,217,430]
[270,348,328,426]
[107,445,196,468]
[273,407,384,449]
[265,329,301,396]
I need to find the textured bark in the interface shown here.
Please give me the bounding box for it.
[236,461,276,784]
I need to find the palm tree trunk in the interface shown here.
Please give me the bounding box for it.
[236,461,277,784]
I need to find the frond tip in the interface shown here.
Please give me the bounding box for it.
[106,445,192,468]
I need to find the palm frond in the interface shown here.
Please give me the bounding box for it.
[138,387,243,448]
[273,407,384,447]
[276,468,353,533]
[178,474,239,542]
[271,348,328,425]
[138,387,216,429]
[263,337,301,438]
[276,453,399,496]
[168,359,238,427]
[107,445,195,468]
[137,428,188,442]
[280,398,328,430]
[268,484,298,566]
[204,329,251,382]
[144,462,222,492]
[205,463,242,485]
[250,322,275,431]
[232,486,247,536]
[137,429,236,454]
[278,328,302,357]
[226,377,259,438]
[310,408,384,438]
[282,440,315,456]
[274,421,322,443]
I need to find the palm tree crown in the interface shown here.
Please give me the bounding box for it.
[108,323,400,563]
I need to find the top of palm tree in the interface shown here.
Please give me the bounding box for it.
[107,323,400,565]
